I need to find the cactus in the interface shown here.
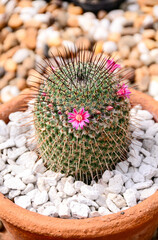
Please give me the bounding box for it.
[33,49,131,183]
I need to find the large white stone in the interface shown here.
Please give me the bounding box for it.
[123,189,137,207]
[0,120,8,136]
[8,146,27,160]
[0,160,6,171]
[108,174,123,194]
[64,181,76,196]
[106,198,120,213]
[22,175,36,184]
[77,194,98,208]
[136,110,153,120]
[33,190,48,205]
[15,134,27,148]
[98,207,111,216]
[16,151,38,168]
[0,139,15,150]
[139,187,157,201]
[74,181,85,192]
[58,203,71,219]
[102,170,114,183]
[41,206,58,217]
[143,157,157,168]
[70,201,90,219]
[134,180,153,190]
[132,171,144,183]
[81,185,99,200]
[0,186,9,194]
[4,177,26,190]
[33,159,46,173]
[139,163,157,179]
[146,123,158,137]
[14,195,31,209]
[9,190,21,199]
[108,193,126,209]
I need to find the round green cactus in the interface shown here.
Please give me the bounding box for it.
[34,49,131,183]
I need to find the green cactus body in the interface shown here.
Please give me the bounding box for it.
[34,51,130,183]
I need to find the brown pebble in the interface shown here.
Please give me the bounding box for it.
[4,59,17,72]
[0,72,15,90]
[18,0,32,8]
[143,39,158,50]
[16,78,27,90]
[124,59,142,68]
[23,57,35,70]
[67,15,79,28]
[68,5,83,15]
[8,14,23,29]
[108,33,120,43]
[47,37,62,48]
[97,10,107,20]
[94,41,104,54]
[149,64,158,75]
[24,28,37,50]
[135,66,150,91]
[142,29,155,39]
[3,33,18,51]
[119,45,130,59]
[17,65,27,78]
[76,37,91,50]
[0,4,5,14]
[121,27,138,36]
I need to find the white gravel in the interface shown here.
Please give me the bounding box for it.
[0,104,158,219]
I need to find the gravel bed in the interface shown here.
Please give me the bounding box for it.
[0,0,158,103]
[0,104,158,219]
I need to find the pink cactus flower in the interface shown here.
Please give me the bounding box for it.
[106,106,114,111]
[68,108,90,130]
[117,83,131,99]
[48,103,53,108]
[106,59,121,73]
[51,66,56,71]
[42,92,46,96]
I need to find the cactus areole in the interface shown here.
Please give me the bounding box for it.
[34,49,131,183]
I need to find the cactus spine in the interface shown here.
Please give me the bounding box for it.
[34,49,131,183]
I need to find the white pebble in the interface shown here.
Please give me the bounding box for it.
[143,157,157,168]
[1,86,20,103]
[108,193,126,209]
[41,206,58,217]
[33,190,48,206]
[139,163,157,179]
[81,185,99,200]
[15,135,27,148]
[139,187,157,201]
[22,175,36,184]
[108,174,123,194]
[106,198,120,213]
[14,195,31,209]
[0,160,6,171]
[102,170,114,183]
[134,180,153,190]
[16,151,38,168]
[0,186,9,194]
[9,190,21,199]
[98,207,111,216]
[0,120,8,136]
[4,177,26,190]
[64,181,76,196]
[0,138,15,150]
[123,189,137,207]
[70,201,90,219]
[58,203,71,219]
[132,171,144,183]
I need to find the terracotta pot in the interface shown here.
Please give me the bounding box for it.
[0,89,158,240]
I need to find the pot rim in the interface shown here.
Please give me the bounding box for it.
[0,89,158,238]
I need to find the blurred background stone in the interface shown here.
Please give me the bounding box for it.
[0,0,158,105]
